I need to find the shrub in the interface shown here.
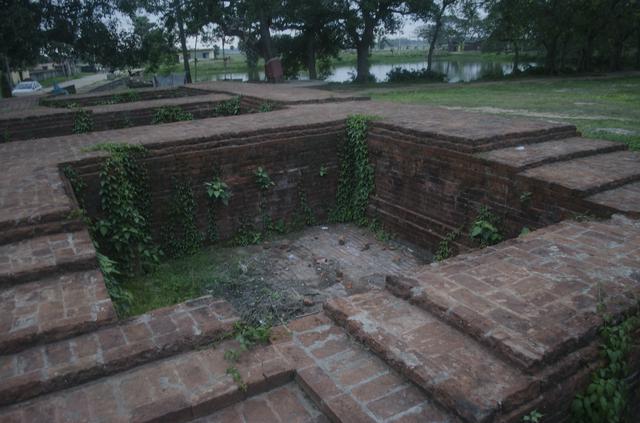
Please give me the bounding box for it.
[386,67,447,83]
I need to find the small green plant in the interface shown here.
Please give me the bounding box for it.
[319,166,328,177]
[62,165,87,208]
[224,349,241,363]
[205,177,232,205]
[367,218,391,242]
[226,366,247,391]
[258,102,274,112]
[73,109,94,134]
[469,206,503,247]
[254,167,275,190]
[519,191,532,208]
[571,312,640,423]
[151,106,193,124]
[571,212,596,222]
[231,223,263,247]
[2,129,10,143]
[214,96,241,116]
[522,409,543,422]
[519,227,531,237]
[435,229,461,261]
[233,321,272,350]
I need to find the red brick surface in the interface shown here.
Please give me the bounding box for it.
[0,270,115,354]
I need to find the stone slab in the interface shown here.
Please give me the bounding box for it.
[476,137,624,170]
[587,181,640,217]
[388,215,640,371]
[520,150,640,195]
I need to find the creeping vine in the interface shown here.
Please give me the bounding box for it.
[331,115,375,225]
[73,109,94,134]
[151,106,193,124]
[163,176,203,257]
[90,143,159,275]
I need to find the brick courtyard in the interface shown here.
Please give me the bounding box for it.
[0,82,639,422]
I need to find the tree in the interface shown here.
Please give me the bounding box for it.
[485,0,533,72]
[341,0,405,82]
[0,0,42,96]
[410,0,460,71]
[280,0,343,79]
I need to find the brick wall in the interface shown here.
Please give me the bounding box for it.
[39,86,212,108]
[67,123,344,245]
[2,97,263,142]
[367,125,599,252]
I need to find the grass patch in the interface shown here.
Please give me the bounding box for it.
[367,75,640,150]
[120,245,243,317]
[37,72,93,88]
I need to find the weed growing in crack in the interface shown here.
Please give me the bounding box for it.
[435,228,461,261]
[223,321,272,392]
[469,206,503,247]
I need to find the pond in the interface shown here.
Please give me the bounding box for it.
[203,58,534,83]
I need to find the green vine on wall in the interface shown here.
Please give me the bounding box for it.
[163,176,203,257]
[90,143,159,275]
[213,96,241,116]
[571,310,640,423]
[204,174,232,242]
[331,115,376,225]
[435,228,462,261]
[469,206,503,247]
[151,106,193,124]
[73,109,94,134]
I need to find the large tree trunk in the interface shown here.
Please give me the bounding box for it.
[543,36,559,74]
[176,6,192,84]
[306,37,317,80]
[259,13,274,61]
[512,42,520,73]
[427,2,448,72]
[1,55,12,98]
[355,42,371,83]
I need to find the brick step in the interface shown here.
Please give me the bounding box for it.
[519,150,640,196]
[0,296,238,407]
[586,181,640,218]
[387,216,640,373]
[0,230,96,287]
[476,137,626,171]
[0,337,295,422]
[0,270,116,355]
[0,209,82,245]
[324,291,536,423]
[189,382,327,423]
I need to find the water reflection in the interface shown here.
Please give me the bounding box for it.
[203,59,534,83]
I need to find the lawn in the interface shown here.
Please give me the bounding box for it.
[363,75,640,150]
[38,72,92,87]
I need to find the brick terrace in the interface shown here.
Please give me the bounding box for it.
[0,82,639,422]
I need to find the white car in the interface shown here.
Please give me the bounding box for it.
[11,81,43,96]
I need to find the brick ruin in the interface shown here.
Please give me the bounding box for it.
[0,82,639,422]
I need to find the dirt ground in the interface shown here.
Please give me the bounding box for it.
[204,224,431,325]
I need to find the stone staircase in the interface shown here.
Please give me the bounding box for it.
[1,93,640,422]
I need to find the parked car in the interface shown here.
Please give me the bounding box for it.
[11,81,43,96]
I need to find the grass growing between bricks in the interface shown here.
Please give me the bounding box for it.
[367,75,640,150]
